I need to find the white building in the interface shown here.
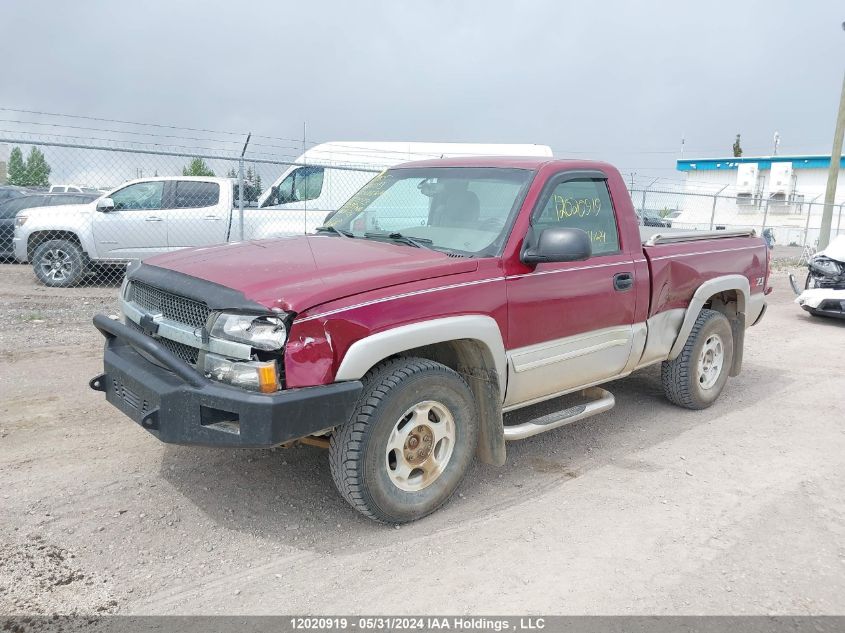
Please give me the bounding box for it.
[675,154,845,246]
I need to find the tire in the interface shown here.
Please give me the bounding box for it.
[661,309,734,410]
[329,357,478,523]
[32,239,87,287]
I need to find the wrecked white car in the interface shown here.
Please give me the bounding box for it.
[791,236,845,320]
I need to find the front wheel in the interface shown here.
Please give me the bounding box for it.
[329,357,478,523]
[661,309,734,410]
[32,239,87,287]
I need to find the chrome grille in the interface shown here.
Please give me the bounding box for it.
[130,281,210,330]
[126,318,200,366]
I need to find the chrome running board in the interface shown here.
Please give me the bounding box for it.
[502,387,615,441]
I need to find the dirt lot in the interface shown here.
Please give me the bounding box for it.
[1,262,844,615]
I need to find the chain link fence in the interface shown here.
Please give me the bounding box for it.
[631,186,845,251]
[0,138,385,286]
[3,135,844,290]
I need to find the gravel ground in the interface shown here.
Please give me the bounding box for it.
[1,262,843,615]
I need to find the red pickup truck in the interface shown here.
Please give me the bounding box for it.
[91,157,769,523]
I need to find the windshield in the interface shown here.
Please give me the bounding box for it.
[324,167,532,256]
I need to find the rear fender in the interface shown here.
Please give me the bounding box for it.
[669,275,750,373]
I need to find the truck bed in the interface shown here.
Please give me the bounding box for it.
[641,231,768,320]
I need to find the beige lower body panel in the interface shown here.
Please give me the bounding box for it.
[503,311,687,412]
[504,325,635,410]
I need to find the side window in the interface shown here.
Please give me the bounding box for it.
[110,182,164,211]
[534,178,620,255]
[293,166,324,202]
[175,181,220,208]
[266,166,325,206]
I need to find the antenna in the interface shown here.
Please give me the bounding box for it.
[773,131,780,156]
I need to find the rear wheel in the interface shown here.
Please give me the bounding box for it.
[32,239,87,287]
[329,357,478,523]
[661,309,734,410]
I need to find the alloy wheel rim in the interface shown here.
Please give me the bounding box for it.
[40,249,73,281]
[385,400,456,492]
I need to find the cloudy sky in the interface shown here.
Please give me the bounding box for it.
[3,0,843,187]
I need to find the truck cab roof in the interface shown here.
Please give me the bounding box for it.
[393,156,616,172]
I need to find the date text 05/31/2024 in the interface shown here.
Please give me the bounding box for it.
[289,617,547,630]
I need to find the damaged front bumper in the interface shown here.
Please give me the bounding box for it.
[794,288,845,320]
[90,314,362,447]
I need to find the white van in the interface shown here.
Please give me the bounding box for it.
[257,142,553,231]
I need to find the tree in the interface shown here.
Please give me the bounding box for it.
[6,146,52,187]
[252,168,262,196]
[25,148,51,187]
[240,165,263,202]
[226,167,237,178]
[732,134,743,158]
[182,157,215,177]
[7,147,26,186]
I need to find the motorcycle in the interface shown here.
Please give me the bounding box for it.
[790,235,845,319]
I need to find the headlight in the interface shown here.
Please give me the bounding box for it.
[809,257,841,276]
[15,216,27,228]
[202,353,280,393]
[210,312,288,351]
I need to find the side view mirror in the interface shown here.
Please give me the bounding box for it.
[521,226,592,265]
[96,197,115,212]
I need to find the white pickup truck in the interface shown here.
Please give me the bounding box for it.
[13,175,343,287]
[15,143,554,287]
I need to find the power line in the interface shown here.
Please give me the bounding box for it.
[0,107,249,138]
[0,129,245,155]
[0,118,243,146]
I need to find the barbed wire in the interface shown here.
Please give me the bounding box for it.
[6,105,831,164]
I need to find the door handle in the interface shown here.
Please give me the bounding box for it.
[203,215,222,221]
[613,272,634,291]
[145,216,164,222]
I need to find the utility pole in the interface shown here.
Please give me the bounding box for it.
[819,40,845,249]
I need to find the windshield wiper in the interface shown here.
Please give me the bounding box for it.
[364,231,434,250]
[315,225,353,238]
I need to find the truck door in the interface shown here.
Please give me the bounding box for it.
[166,180,229,249]
[505,172,638,408]
[92,181,167,260]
